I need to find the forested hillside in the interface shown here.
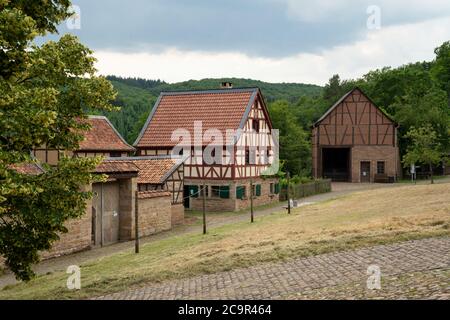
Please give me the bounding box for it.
[102,41,450,178]
[94,80,157,143]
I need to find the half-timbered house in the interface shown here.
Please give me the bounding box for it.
[134,86,280,211]
[312,87,401,183]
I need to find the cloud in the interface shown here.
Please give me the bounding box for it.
[94,16,450,85]
[57,0,450,58]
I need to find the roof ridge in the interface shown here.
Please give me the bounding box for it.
[87,115,108,120]
[104,155,186,161]
[160,87,259,95]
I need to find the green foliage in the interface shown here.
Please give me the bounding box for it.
[0,0,115,281]
[269,100,311,177]
[106,75,165,90]
[403,126,442,166]
[145,77,322,103]
[393,87,450,154]
[0,0,71,79]
[322,74,357,105]
[403,126,445,183]
[96,80,156,143]
[431,41,450,104]
[360,62,434,114]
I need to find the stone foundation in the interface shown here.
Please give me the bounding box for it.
[187,178,279,212]
[351,146,401,182]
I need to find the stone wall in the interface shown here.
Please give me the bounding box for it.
[42,208,92,259]
[42,186,93,259]
[188,178,279,212]
[0,182,176,272]
[171,203,185,225]
[137,191,172,237]
[235,178,279,211]
[0,189,93,270]
[351,145,400,182]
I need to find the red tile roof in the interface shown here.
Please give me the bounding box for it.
[134,88,259,147]
[104,156,186,184]
[79,116,135,152]
[9,163,44,175]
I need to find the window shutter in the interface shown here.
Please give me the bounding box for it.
[220,186,230,199]
[236,186,245,199]
[256,184,261,196]
[274,183,280,194]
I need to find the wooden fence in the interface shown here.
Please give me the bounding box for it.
[279,179,331,201]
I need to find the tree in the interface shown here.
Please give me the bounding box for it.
[361,63,434,115]
[403,126,444,184]
[269,100,311,177]
[393,87,450,156]
[322,74,356,105]
[431,41,450,106]
[0,0,116,280]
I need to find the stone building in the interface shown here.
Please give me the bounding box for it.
[134,86,280,212]
[18,115,185,259]
[99,155,187,226]
[312,87,401,183]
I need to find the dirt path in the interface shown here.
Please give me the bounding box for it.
[1,178,448,289]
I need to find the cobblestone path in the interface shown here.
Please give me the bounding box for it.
[95,237,450,300]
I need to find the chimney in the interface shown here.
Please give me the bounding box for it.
[221,82,233,89]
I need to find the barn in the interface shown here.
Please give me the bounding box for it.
[312,87,401,183]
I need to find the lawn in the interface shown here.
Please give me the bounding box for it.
[1,183,449,299]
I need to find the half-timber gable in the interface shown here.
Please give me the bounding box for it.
[134,88,276,181]
[312,88,400,182]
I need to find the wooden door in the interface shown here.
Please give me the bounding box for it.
[102,182,120,245]
[360,161,371,182]
[92,182,120,246]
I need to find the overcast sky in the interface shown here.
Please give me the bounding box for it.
[52,0,450,85]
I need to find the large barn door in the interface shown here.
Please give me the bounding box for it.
[360,161,371,182]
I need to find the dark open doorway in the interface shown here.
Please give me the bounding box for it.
[322,148,350,182]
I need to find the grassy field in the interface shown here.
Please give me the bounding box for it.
[1,183,449,299]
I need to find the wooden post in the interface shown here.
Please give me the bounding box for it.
[430,163,434,184]
[250,178,254,223]
[202,181,206,234]
[100,183,104,247]
[287,172,291,214]
[135,190,139,254]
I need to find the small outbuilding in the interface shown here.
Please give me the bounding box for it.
[312,87,401,183]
